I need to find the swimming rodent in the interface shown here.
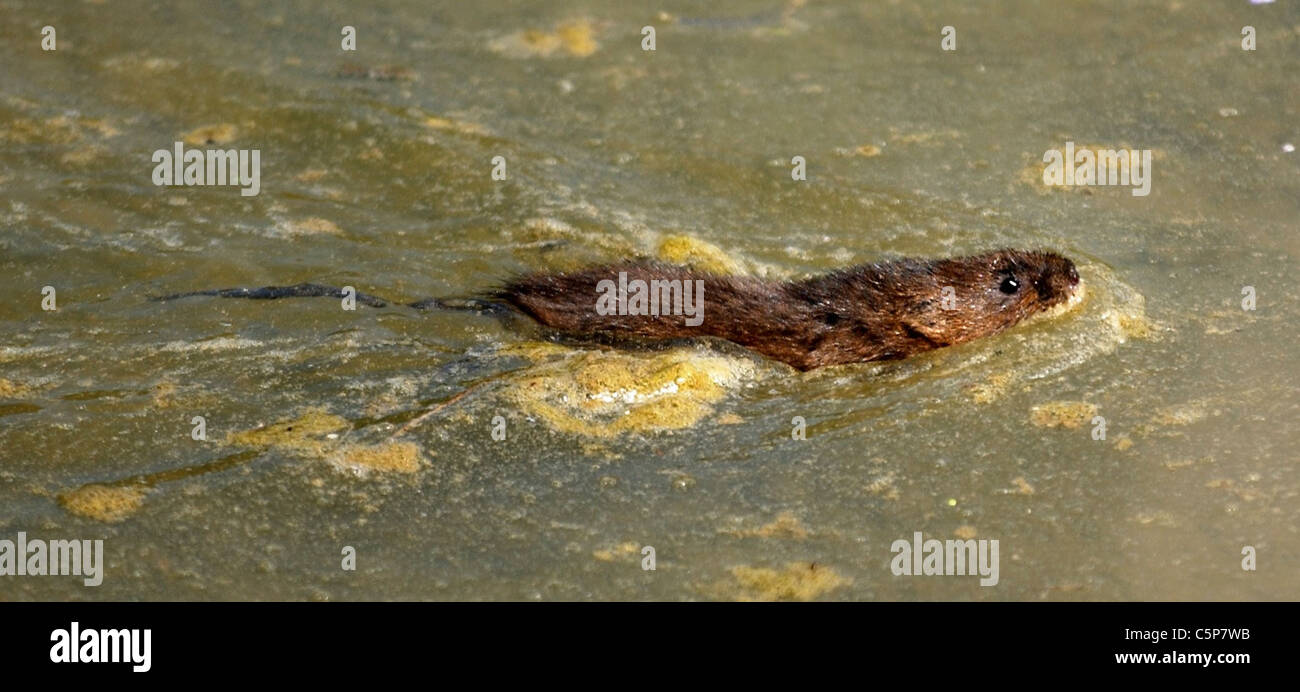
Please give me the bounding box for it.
[157,248,1080,371]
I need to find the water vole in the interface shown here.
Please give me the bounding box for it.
[158,248,1080,371]
[497,249,1080,370]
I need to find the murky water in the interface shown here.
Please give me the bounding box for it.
[1,0,1296,600]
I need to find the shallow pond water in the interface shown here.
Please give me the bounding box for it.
[1,0,1297,600]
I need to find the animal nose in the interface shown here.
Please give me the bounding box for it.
[1067,265,1079,286]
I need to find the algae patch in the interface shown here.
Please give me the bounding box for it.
[227,409,350,453]
[490,19,600,58]
[0,378,35,398]
[330,441,424,476]
[724,562,849,602]
[1150,400,1209,426]
[59,484,147,522]
[229,410,427,477]
[423,116,491,137]
[967,372,1013,404]
[182,123,238,146]
[278,217,343,236]
[656,234,744,275]
[592,541,641,562]
[1008,477,1036,495]
[505,348,754,437]
[1029,401,1098,429]
[722,511,810,539]
[1018,143,1164,195]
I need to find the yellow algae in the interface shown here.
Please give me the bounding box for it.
[1114,436,1134,451]
[855,144,883,157]
[617,396,714,431]
[509,217,642,260]
[1205,479,1263,503]
[1009,477,1035,495]
[227,409,350,453]
[1029,401,1097,429]
[59,484,147,523]
[715,412,744,425]
[556,20,599,56]
[101,53,179,72]
[582,443,622,461]
[1105,309,1159,341]
[59,147,105,166]
[726,562,848,602]
[1163,456,1209,471]
[1198,309,1254,336]
[1018,143,1165,195]
[865,473,900,500]
[723,511,809,539]
[0,119,45,144]
[968,372,1012,404]
[516,30,559,55]
[1150,400,1208,426]
[505,348,753,437]
[295,168,329,183]
[954,525,978,540]
[1133,511,1177,527]
[281,217,342,236]
[80,118,120,138]
[490,19,599,58]
[890,128,961,145]
[656,234,745,275]
[0,115,116,145]
[182,123,238,146]
[150,381,182,408]
[42,116,84,141]
[423,116,491,137]
[500,341,574,361]
[592,541,640,562]
[0,378,33,398]
[1046,582,1089,595]
[331,441,423,475]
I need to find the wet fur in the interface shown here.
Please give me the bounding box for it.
[157,249,1079,371]
[497,249,1079,370]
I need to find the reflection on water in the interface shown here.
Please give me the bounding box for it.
[0,0,1297,600]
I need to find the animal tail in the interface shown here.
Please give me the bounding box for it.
[406,296,514,314]
[152,282,514,313]
[152,283,392,307]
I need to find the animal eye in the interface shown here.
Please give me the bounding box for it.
[999,276,1020,294]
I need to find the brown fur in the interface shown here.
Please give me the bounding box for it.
[497,249,1080,370]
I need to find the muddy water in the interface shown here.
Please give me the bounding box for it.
[1,0,1296,600]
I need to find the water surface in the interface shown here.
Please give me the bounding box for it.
[1,0,1297,600]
